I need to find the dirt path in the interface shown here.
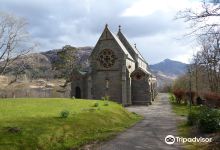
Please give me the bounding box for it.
[95,93,184,150]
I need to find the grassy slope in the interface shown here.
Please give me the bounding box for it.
[0,98,141,150]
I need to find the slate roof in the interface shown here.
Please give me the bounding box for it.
[117,30,146,62]
[117,29,152,74]
[109,30,134,61]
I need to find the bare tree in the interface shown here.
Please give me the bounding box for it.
[191,33,220,92]
[175,0,220,94]
[0,12,35,75]
[176,0,220,36]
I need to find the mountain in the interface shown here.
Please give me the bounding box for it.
[42,46,93,72]
[41,46,92,66]
[149,59,188,88]
[150,59,187,77]
[1,46,93,78]
[1,46,187,89]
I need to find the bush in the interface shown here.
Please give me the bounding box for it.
[101,95,110,101]
[197,106,220,133]
[203,92,220,108]
[173,89,185,104]
[60,110,70,118]
[93,102,99,107]
[168,93,176,103]
[187,110,200,126]
[104,101,109,106]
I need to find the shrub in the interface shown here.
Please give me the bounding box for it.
[203,92,220,108]
[60,110,70,118]
[187,110,200,126]
[168,93,176,103]
[197,106,220,133]
[173,89,185,104]
[93,102,99,107]
[104,101,109,106]
[101,95,110,101]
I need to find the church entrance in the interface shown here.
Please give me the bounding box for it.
[75,87,81,98]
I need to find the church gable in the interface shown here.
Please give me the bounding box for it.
[131,68,150,81]
[71,24,157,106]
[90,24,133,65]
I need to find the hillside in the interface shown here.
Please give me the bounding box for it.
[1,46,93,79]
[150,59,187,77]
[0,46,93,98]
[149,59,188,88]
[1,47,188,90]
[41,46,92,69]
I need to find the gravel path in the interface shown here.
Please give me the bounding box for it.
[95,93,184,150]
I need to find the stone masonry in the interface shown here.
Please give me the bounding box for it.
[71,25,157,105]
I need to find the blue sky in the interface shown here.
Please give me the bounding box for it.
[0,0,203,64]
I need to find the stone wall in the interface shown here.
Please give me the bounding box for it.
[91,70,122,103]
[131,78,151,105]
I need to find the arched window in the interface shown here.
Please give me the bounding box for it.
[75,86,81,98]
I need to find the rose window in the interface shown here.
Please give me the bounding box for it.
[97,49,116,68]
[136,74,142,80]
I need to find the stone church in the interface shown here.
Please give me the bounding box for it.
[71,25,157,105]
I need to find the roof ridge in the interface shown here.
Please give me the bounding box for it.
[117,30,146,62]
[108,30,134,60]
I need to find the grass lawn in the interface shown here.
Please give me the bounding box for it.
[170,102,190,117]
[170,102,210,150]
[0,98,142,150]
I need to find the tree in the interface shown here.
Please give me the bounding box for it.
[194,33,220,92]
[175,0,220,94]
[53,45,79,86]
[176,0,220,36]
[0,12,35,75]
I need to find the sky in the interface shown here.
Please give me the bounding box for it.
[0,0,203,64]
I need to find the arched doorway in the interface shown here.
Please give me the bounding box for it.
[75,86,81,98]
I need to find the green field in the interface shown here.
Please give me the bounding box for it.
[0,98,141,150]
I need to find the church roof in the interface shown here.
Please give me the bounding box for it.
[117,30,146,62]
[110,30,134,60]
[139,67,152,75]
[117,27,152,74]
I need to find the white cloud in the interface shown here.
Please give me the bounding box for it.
[0,0,206,64]
[121,0,195,17]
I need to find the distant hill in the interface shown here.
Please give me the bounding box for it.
[150,59,187,77]
[42,46,92,73]
[1,47,188,89]
[41,46,92,67]
[1,46,93,78]
[149,59,188,88]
